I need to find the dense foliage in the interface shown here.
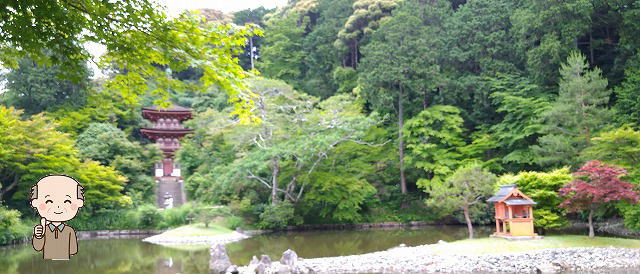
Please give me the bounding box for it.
[246,0,640,230]
[3,0,640,240]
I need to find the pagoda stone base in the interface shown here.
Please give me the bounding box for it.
[156,176,186,209]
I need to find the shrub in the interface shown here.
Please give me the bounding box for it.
[225,215,244,230]
[258,201,298,230]
[0,206,30,245]
[68,208,139,230]
[160,203,195,228]
[137,204,162,228]
[195,206,231,228]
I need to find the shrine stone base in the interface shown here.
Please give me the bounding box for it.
[490,234,544,240]
[156,176,186,209]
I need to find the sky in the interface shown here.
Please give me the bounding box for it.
[162,0,288,15]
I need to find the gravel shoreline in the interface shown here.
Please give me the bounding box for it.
[236,244,640,273]
[143,231,249,245]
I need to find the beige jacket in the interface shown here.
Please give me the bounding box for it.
[32,223,78,260]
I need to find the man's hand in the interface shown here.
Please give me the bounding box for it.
[34,217,46,238]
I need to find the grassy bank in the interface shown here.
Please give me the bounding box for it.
[161,223,233,237]
[427,235,640,255]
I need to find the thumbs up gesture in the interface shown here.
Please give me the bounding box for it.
[34,218,46,238]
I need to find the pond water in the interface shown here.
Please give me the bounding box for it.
[0,225,491,274]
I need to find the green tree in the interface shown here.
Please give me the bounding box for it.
[47,88,144,137]
[614,56,640,125]
[1,2,262,123]
[1,58,91,115]
[359,1,443,193]
[583,126,640,184]
[532,52,612,168]
[437,0,519,127]
[302,171,376,222]
[0,106,130,212]
[404,105,465,186]
[424,163,497,239]
[233,7,274,70]
[258,13,306,89]
[182,78,377,208]
[76,123,162,204]
[0,0,164,76]
[302,0,355,97]
[335,0,399,68]
[486,73,550,170]
[511,0,592,86]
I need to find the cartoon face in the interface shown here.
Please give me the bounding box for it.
[31,176,84,222]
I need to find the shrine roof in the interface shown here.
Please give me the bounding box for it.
[140,128,194,134]
[487,184,517,202]
[142,104,191,112]
[504,198,537,205]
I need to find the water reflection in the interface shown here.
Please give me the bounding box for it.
[226,225,493,264]
[5,225,631,274]
[0,238,210,274]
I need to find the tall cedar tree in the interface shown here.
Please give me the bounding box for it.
[359,1,442,194]
[559,160,640,238]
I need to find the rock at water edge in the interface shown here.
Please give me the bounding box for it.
[210,244,232,273]
[260,255,272,266]
[280,249,298,266]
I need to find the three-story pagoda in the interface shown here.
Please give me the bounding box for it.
[141,104,194,208]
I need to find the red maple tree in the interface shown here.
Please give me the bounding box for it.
[559,160,640,238]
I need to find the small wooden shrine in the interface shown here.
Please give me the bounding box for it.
[140,104,194,209]
[487,184,538,237]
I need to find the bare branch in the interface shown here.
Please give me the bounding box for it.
[553,126,580,137]
[247,171,270,187]
[349,139,391,147]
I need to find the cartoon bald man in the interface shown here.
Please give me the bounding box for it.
[29,175,84,260]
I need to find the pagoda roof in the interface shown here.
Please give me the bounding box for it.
[142,104,191,112]
[487,184,536,205]
[487,184,517,202]
[504,198,537,205]
[140,128,194,135]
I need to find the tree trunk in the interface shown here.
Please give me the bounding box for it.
[0,174,20,201]
[271,157,279,205]
[588,208,595,238]
[249,36,255,70]
[423,89,428,110]
[464,205,474,239]
[398,85,407,194]
[589,31,595,65]
[353,39,359,69]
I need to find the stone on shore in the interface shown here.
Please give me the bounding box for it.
[280,249,298,266]
[225,265,239,274]
[236,246,640,273]
[210,244,232,273]
[260,255,272,266]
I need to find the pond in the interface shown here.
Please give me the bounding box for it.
[0,225,492,274]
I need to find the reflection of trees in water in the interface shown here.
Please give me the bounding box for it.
[0,244,33,274]
[226,226,494,264]
[0,226,497,273]
[0,239,209,274]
